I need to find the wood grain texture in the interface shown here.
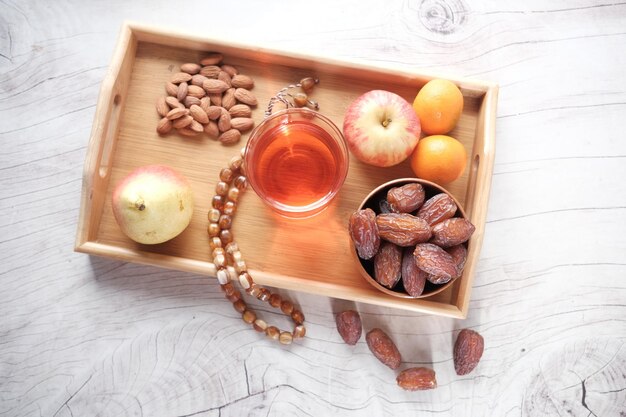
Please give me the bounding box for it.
[1,0,625,416]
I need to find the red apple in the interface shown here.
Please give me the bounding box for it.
[343,90,421,167]
[112,165,194,244]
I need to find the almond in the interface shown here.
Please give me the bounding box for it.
[206,106,223,120]
[178,126,200,137]
[183,96,201,108]
[228,104,251,118]
[187,84,206,99]
[200,97,212,113]
[220,64,238,77]
[156,96,169,117]
[165,96,184,110]
[231,74,254,89]
[172,115,193,129]
[209,93,222,107]
[177,81,188,102]
[396,367,437,391]
[234,88,257,106]
[189,119,204,133]
[199,65,221,78]
[218,71,232,87]
[222,88,236,110]
[191,74,209,87]
[170,72,192,84]
[166,107,188,120]
[218,129,241,145]
[156,117,172,135]
[189,105,209,124]
[218,109,231,132]
[202,79,229,94]
[200,53,223,66]
[180,63,201,75]
[230,117,254,132]
[204,121,219,138]
[165,82,178,97]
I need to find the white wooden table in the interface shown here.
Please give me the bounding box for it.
[1,1,625,415]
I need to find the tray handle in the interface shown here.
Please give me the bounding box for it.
[75,24,136,249]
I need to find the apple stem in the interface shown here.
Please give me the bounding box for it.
[135,198,145,211]
[382,117,391,128]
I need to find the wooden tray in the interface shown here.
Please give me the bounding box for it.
[75,22,498,318]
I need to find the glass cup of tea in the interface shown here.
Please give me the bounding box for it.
[244,108,349,218]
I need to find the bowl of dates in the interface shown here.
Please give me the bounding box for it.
[348,178,475,298]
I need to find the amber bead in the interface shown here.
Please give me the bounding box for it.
[212,247,225,258]
[268,293,282,308]
[208,222,220,237]
[225,242,239,254]
[228,187,240,202]
[300,77,316,92]
[279,331,293,345]
[220,229,233,244]
[293,92,308,107]
[223,200,237,215]
[280,300,294,315]
[242,309,256,324]
[233,299,246,313]
[212,195,225,211]
[257,288,270,301]
[213,253,226,268]
[234,260,247,274]
[209,236,222,250]
[293,324,306,338]
[291,309,305,325]
[216,181,229,196]
[216,267,230,285]
[229,155,243,171]
[219,167,234,183]
[218,214,232,229]
[266,326,280,340]
[221,282,235,296]
[234,175,247,190]
[253,319,267,332]
[231,250,243,264]
[238,272,253,289]
[227,290,241,303]
[247,284,262,298]
[208,208,221,223]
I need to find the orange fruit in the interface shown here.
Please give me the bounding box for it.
[410,135,467,184]
[413,79,464,135]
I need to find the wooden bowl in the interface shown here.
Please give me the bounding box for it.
[352,178,468,299]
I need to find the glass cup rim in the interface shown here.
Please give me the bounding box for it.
[244,108,349,218]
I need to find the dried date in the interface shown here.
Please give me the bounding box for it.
[335,310,362,345]
[402,247,426,297]
[366,328,402,369]
[416,193,457,226]
[454,329,484,375]
[446,244,468,276]
[376,213,431,247]
[414,243,458,284]
[430,218,475,248]
[374,242,402,288]
[387,183,425,213]
[349,209,380,260]
[396,367,437,391]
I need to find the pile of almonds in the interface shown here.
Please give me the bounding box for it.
[349,182,475,297]
[335,310,484,391]
[155,52,257,145]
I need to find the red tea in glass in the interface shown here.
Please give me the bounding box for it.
[244,109,349,218]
